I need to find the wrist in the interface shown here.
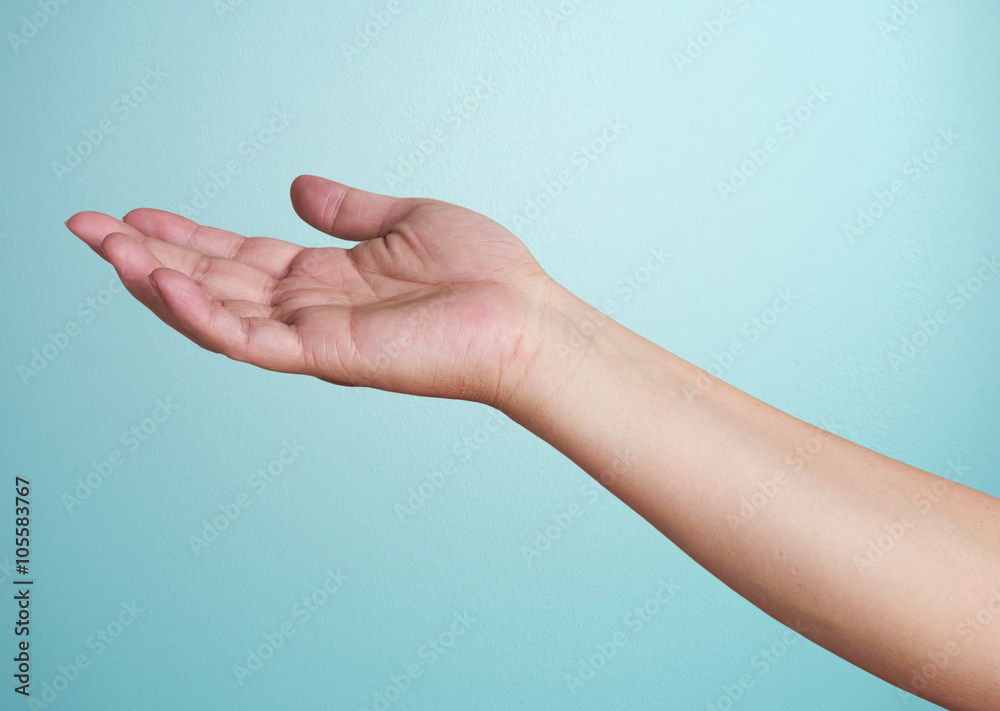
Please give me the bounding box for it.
[493,278,626,422]
[495,276,715,445]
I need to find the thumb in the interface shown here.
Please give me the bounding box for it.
[290,174,406,242]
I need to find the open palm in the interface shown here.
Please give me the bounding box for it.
[66,175,555,406]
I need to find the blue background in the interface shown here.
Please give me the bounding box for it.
[2,1,998,709]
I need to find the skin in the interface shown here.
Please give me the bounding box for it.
[66,174,1000,710]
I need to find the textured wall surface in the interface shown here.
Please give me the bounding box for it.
[1,1,998,709]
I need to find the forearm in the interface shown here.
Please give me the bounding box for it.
[503,283,1000,710]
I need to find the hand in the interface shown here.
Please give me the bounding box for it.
[66,175,556,407]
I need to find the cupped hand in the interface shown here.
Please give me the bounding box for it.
[65,175,557,407]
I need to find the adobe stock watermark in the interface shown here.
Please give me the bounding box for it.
[600,247,673,316]
[382,74,499,190]
[15,274,125,384]
[673,0,753,72]
[394,409,510,523]
[358,611,476,710]
[577,444,639,495]
[705,620,811,711]
[547,0,586,25]
[188,439,305,555]
[213,0,246,17]
[556,245,672,364]
[564,579,681,693]
[232,568,349,685]
[177,108,295,218]
[369,284,461,368]
[886,255,998,371]
[521,482,601,564]
[19,601,143,708]
[0,558,16,585]
[716,85,833,200]
[552,300,609,370]
[843,126,958,244]
[51,65,169,182]
[341,0,403,61]
[907,587,1000,695]
[853,458,969,576]
[510,116,627,233]
[61,397,180,514]
[878,0,930,37]
[684,287,800,402]
[7,0,71,53]
[727,422,843,530]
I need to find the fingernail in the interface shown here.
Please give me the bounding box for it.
[148,273,163,298]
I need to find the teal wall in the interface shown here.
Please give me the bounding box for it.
[1,1,998,709]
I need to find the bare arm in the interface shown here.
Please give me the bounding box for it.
[501,283,1000,710]
[66,176,1000,710]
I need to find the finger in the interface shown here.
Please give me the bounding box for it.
[90,220,276,305]
[66,211,151,259]
[123,208,307,280]
[290,174,410,242]
[70,210,278,305]
[123,208,246,255]
[148,267,306,374]
[100,233,225,349]
[100,232,179,328]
